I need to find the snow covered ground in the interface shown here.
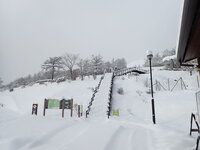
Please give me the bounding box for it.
[0,68,199,150]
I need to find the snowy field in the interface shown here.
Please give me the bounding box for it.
[0,68,200,150]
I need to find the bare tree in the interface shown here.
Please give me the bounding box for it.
[42,57,63,80]
[62,53,79,80]
[91,54,104,75]
[77,59,84,80]
[77,58,91,80]
[111,58,127,70]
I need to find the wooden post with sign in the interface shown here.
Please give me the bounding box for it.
[62,99,64,118]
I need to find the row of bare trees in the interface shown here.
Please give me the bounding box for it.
[41,53,127,81]
[1,53,126,90]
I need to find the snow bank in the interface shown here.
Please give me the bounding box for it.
[0,77,100,114]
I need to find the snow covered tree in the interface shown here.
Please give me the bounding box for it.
[162,48,175,57]
[77,59,84,80]
[104,61,112,72]
[42,57,63,80]
[82,59,91,76]
[77,58,93,80]
[90,54,104,75]
[62,53,79,80]
[111,58,127,70]
[115,58,127,69]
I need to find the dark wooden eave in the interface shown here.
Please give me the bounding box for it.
[177,0,200,64]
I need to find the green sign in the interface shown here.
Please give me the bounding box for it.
[47,99,60,109]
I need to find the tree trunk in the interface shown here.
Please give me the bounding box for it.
[52,66,55,80]
[81,73,84,80]
[70,69,73,80]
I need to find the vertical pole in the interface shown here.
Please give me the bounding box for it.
[168,78,170,91]
[180,77,183,90]
[78,105,80,118]
[71,99,73,117]
[81,105,83,116]
[43,99,47,116]
[62,99,64,118]
[197,75,200,88]
[149,58,156,124]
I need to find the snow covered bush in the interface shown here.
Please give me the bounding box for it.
[117,88,124,95]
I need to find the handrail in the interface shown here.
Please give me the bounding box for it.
[114,67,147,76]
[107,67,146,118]
[86,74,105,118]
[107,72,115,118]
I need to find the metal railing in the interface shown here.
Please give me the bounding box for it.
[107,72,115,118]
[85,74,104,118]
[107,67,147,118]
[114,67,147,76]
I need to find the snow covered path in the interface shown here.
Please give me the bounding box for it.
[0,109,194,150]
[89,73,112,119]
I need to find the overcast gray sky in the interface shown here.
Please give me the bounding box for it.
[0,0,183,83]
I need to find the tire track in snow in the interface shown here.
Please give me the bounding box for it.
[130,127,155,150]
[104,125,135,150]
[22,121,90,150]
[58,121,120,150]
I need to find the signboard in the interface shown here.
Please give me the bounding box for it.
[32,104,38,115]
[47,99,60,109]
[113,109,119,116]
[63,99,73,109]
[196,91,200,123]
[43,98,73,117]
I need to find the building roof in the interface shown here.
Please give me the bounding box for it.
[177,0,200,64]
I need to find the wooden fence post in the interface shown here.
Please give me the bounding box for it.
[62,99,64,118]
[78,105,80,117]
[43,99,47,116]
[71,99,73,117]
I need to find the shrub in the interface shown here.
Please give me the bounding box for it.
[117,88,124,95]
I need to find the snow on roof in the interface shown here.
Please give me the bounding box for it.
[162,55,176,62]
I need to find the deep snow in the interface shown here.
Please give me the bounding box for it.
[0,68,199,150]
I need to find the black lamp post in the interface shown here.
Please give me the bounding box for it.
[147,51,156,124]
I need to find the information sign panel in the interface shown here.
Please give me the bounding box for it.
[63,99,73,109]
[47,99,60,109]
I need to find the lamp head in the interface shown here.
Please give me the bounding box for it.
[146,50,153,59]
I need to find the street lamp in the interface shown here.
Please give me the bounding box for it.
[147,50,156,124]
